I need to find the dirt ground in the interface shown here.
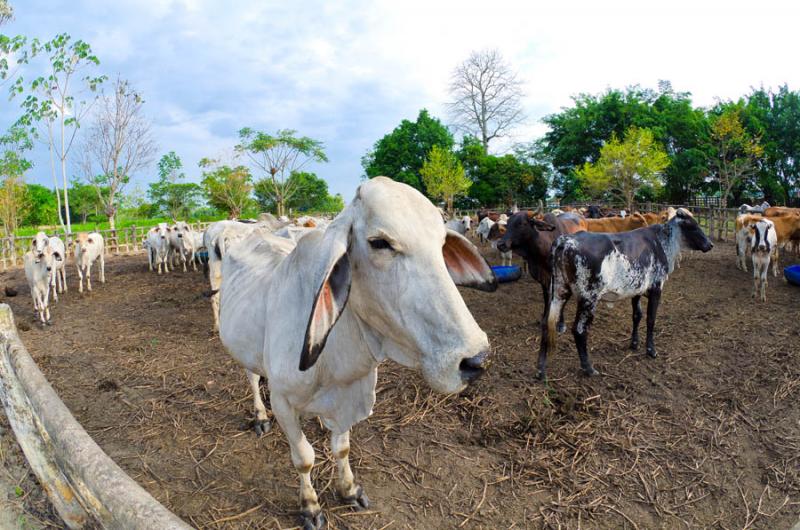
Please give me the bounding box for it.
[0,240,799,529]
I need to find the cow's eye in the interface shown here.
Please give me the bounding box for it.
[369,238,393,251]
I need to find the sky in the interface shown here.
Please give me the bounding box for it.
[2,0,800,202]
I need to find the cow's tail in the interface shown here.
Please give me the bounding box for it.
[545,238,565,351]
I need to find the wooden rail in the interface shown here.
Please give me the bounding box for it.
[0,304,192,529]
[0,222,212,271]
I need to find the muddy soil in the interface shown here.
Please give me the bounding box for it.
[0,241,799,529]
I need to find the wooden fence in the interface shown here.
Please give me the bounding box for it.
[455,202,744,242]
[0,222,213,271]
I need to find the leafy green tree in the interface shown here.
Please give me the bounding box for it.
[12,33,106,234]
[69,180,104,223]
[575,127,669,211]
[420,145,470,213]
[254,171,342,213]
[742,85,800,203]
[362,109,454,194]
[0,126,31,235]
[237,128,327,217]
[149,152,203,219]
[23,184,58,226]
[199,158,253,219]
[707,107,763,208]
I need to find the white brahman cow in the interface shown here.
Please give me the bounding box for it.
[218,177,496,529]
[168,221,197,272]
[48,236,67,300]
[445,215,472,235]
[24,246,56,325]
[74,232,105,292]
[146,223,171,274]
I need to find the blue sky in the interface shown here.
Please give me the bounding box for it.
[2,0,800,202]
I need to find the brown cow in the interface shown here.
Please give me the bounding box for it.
[764,206,800,217]
[583,213,648,233]
[768,212,800,254]
[640,207,677,226]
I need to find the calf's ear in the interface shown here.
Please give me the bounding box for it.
[53,251,62,261]
[299,228,352,371]
[443,229,497,292]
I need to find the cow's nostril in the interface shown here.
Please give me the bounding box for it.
[459,351,489,384]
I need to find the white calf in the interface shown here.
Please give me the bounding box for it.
[24,247,55,325]
[74,232,105,293]
[219,177,496,529]
[168,221,197,272]
[476,217,495,244]
[48,236,66,301]
[146,224,171,274]
[445,215,472,235]
[751,218,779,302]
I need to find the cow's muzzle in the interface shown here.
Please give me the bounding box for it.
[459,351,489,384]
[496,240,510,253]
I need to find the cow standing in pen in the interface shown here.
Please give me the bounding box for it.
[146,224,171,274]
[48,236,67,300]
[168,221,197,272]
[543,209,713,379]
[750,218,778,302]
[74,232,105,293]
[24,246,56,326]
[218,177,496,530]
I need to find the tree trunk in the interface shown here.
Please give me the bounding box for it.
[60,119,71,235]
[108,214,115,231]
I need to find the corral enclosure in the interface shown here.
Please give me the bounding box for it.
[1,240,799,529]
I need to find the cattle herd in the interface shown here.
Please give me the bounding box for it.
[15,178,800,529]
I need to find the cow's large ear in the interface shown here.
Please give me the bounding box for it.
[299,230,352,371]
[443,229,497,292]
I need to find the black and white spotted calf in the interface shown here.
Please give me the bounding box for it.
[542,208,713,379]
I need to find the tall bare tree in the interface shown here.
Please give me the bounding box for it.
[447,49,526,150]
[79,77,156,230]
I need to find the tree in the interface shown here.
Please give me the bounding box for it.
[78,77,157,229]
[420,145,470,213]
[236,128,327,217]
[0,126,31,236]
[0,0,13,26]
[148,152,202,219]
[254,171,342,213]
[707,107,763,208]
[69,180,103,223]
[13,33,106,235]
[362,109,454,194]
[575,127,670,211]
[199,157,253,219]
[447,49,525,150]
[23,184,58,226]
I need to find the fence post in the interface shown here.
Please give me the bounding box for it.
[131,225,137,252]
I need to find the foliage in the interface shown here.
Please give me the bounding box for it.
[420,145,470,213]
[0,126,31,236]
[706,106,763,208]
[199,158,253,219]
[254,171,342,213]
[11,33,106,233]
[69,180,104,223]
[79,77,157,229]
[236,128,327,217]
[447,49,525,149]
[457,136,547,207]
[148,152,203,219]
[22,184,58,226]
[575,127,670,211]
[362,109,454,195]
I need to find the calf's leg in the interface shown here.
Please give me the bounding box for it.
[99,254,105,283]
[331,431,369,508]
[573,297,599,376]
[630,296,642,350]
[271,395,324,530]
[76,265,84,293]
[86,262,92,292]
[246,370,271,435]
[645,287,662,358]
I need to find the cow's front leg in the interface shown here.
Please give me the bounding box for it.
[272,395,324,530]
[573,297,598,376]
[331,431,369,509]
[76,266,84,293]
[86,263,92,291]
[630,296,642,350]
[645,287,661,358]
[246,370,271,435]
[50,271,58,302]
[99,254,105,283]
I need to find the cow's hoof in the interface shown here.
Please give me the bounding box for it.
[300,510,325,530]
[582,367,599,377]
[535,370,548,382]
[646,349,657,358]
[342,485,370,510]
[630,340,639,351]
[557,322,566,334]
[252,419,271,436]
